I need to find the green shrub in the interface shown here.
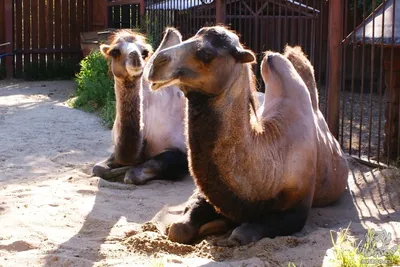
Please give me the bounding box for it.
[71,50,115,128]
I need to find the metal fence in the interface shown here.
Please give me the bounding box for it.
[340,0,398,166]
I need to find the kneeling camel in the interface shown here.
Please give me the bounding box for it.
[146,26,349,245]
[92,29,188,185]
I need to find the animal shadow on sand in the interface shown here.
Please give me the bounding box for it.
[41,171,195,266]
[41,157,400,266]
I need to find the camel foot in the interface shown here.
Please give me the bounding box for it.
[217,203,310,246]
[124,148,188,185]
[92,153,131,181]
[167,190,226,244]
[218,223,266,246]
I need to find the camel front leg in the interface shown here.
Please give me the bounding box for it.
[219,201,311,247]
[124,148,188,185]
[92,153,132,181]
[167,189,232,244]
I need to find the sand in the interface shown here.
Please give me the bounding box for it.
[0,80,399,267]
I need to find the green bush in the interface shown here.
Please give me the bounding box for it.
[72,50,115,128]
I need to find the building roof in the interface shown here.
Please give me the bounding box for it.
[344,0,400,46]
[147,0,319,14]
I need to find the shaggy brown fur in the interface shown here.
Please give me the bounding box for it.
[146,26,345,245]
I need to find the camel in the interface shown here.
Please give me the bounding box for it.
[145,26,349,245]
[92,29,188,185]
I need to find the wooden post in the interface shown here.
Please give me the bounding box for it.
[326,0,343,138]
[216,0,226,25]
[139,0,145,17]
[4,0,13,78]
[383,49,400,160]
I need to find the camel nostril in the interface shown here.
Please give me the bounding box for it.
[153,53,170,67]
[129,51,142,66]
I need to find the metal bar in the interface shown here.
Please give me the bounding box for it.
[326,0,343,138]
[367,0,377,160]
[358,0,367,158]
[4,0,13,78]
[377,0,386,164]
[349,0,357,155]
[340,0,349,147]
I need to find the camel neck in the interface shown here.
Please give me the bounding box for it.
[185,66,276,221]
[112,76,143,165]
[114,77,141,119]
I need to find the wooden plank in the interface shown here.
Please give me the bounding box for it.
[31,0,39,64]
[91,0,108,31]
[54,0,62,60]
[23,0,31,69]
[70,0,78,54]
[0,0,4,45]
[39,0,46,68]
[4,0,13,78]
[46,0,54,63]
[62,0,70,60]
[15,0,23,77]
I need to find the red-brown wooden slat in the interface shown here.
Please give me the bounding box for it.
[47,0,54,63]
[70,0,78,57]
[31,0,38,64]
[62,0,70,60]
[77,0,84,48]
[39,0,46,68]
[0,0,4,45]
[54,0,62,60]
[23,0,31,69]
[14,0,23,77]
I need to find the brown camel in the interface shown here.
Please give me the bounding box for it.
[92,29,189,185]
[145,26,349,245]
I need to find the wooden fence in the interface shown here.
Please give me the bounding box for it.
[0,0,111,78]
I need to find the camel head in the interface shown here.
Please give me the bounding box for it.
[100,29,153,79]
[145,26,256,95]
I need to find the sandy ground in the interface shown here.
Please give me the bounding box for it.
[0,80,399,267]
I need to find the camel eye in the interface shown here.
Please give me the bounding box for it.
[109,48,121,58]
[196,48,216,64]
[142,49,149,59]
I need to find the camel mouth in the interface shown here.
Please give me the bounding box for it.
[150,78,178,90]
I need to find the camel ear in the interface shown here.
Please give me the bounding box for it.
[234,48,256,64]
[157,28,182,51]
[100,44,121,58]
[100,44,111,58]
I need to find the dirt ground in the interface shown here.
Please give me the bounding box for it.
[0,80,399,267]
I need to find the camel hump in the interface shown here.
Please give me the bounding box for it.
[284,45,319,111]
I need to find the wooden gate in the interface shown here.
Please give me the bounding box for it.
[11,0,93,78]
